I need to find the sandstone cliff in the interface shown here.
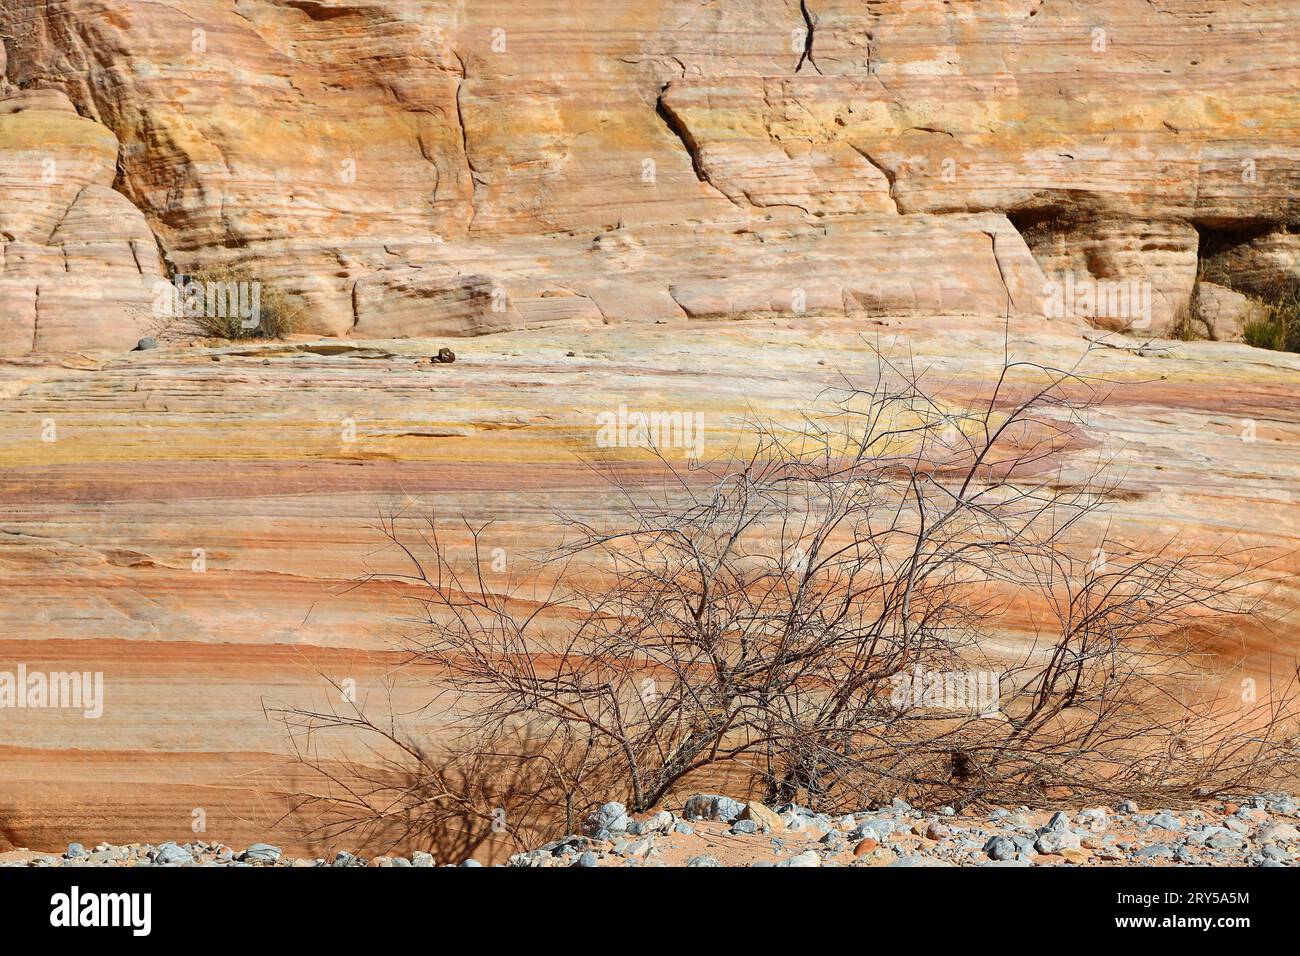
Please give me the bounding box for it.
[2,0,1296,350]
[0,2,1297,856]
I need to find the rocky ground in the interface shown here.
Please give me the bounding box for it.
[4,792,1297,868]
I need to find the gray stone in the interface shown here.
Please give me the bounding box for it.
[1035,829,1082,854]
[673,822,694,836]
[1206,830,1244,850]
[576,851,599,867]
[134,337,159,351]
[686,855,721,867]
[154,844,193,866]
[1076,808,1109,831]
[547,835,588,856]
[984,836,1018,861]
[459,859,483,867]
[240,843,282,864]
[1257,821,1300,844]
[582,801,630,836]
[683,794,744,823]
[65,843,87,859]
[1266,794,1297,815]
[1135,844,1175,860]
[1186,825,1228,846]
[1118,800,1139,814]
[890,855,953,867]
[819,831,846,852]
[411,851,434,867]
[640,811,675,833]
[730,819,759,835]
[849,817,900,841]
[1150,812,1184,831]
[625,838,654,859]
[779,850,822,868]
[780,812,807,833]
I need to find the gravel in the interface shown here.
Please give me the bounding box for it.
[10,791,1296,869]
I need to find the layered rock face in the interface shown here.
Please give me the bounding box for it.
[1,320,1297,854]
[0,0,1295,350]
[0,1,1298,857]
[0,88,163,352]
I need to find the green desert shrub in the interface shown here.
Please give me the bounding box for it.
[1199,248,1300,352]
[1239,277,1300,353]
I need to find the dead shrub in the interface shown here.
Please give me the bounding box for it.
[167,265,302,340]
[271,344,1299,853]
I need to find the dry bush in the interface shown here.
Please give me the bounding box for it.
[1169,274,1209,342]
[267,679,581,862]
[271,343,1299,854]
[166,265,302,340]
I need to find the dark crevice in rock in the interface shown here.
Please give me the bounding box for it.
[655,89,704,184]
[983,230,1014,315]
[848,145,902,215]
[1194,222,1276,261]
[655,88,745,210]
[1005,206,1078,272]
[1194,222,1299,301]
[795,0,820,74]
[31,284,40,352]
[1006,206,1074,237]
[282,0,366,21]
[454,77,477,236]
[660,89,712,184]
